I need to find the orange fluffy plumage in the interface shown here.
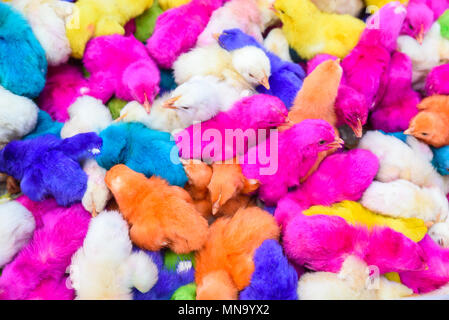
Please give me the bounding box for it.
[105,164,209,253]
[195,207,280,300]
[405,95,449,148]
[280,59,343,132]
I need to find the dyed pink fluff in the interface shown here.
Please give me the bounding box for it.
[421,0,449,19]
[283,214,425,274]
[175,94,287,162]
[0,196,90,300]
[146,0,228,68]
[401,0,434,39]
[38,64,89,122]
[84,35,160,104]
[370,51,420,132]
[425,64,449,96]
[239,119,337,206]
[274,149,379,229]
[399,235,449,293]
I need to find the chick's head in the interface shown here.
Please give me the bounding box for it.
[231,46,271,89]
[401,1,433,42]
[290,119,343,152]
[122,60,160,107]
[405,112,447,147]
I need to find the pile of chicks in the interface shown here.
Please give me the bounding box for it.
[3,0,449,300]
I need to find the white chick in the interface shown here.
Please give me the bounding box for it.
[398,22,449,90]
[0,200,35,267]
[263,28,292,62]
[428,222,449,248]
[11,0,73,66]
[69,210,158,300]
[256,0,279,31]
[0,85,38,148]
[81,159,111,217]
[310,0,364,17]
[196,0,264,47]
[173,44,270,91]
[361,179,449,223]
[60,96,112,138]
[358,131,446,192]
[298,255,413,300]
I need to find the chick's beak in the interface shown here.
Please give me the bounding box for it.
[270,4,279,15]
[350,118,363,138]
[416,24,425,45]
[212,33,221,41]
[259,73,270,90]
[114,112,128,123]
[143,93,152,114]
[404,127,414,135]
[162,96,181,109]
[327,137,345,149]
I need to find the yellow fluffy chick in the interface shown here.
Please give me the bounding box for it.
[274,0,365,59]
[66,0,153,59]
[303,201,427,242]
[159,0,190,10]
[364,0,408,12]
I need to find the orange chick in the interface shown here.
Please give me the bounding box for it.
[280,59,343,132]
[405,95,449,148]
[195,207,280,300]
[105,164,209,254]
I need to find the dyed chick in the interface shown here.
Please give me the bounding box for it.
[83,35,160,108]
[370,51,420,132]
[38,64,90,122]
[239,239,298,300]
[146,0,228,68]
[196,0,263,47]
[0,2,47,98]
[425,63,449,96]
[10,0,73,66]
[105,165,208,254]
[96,122,187,187]
[0,133,102,206]
[298,255,413,300]
[65,0,153,58]
[0,200,35,267]
[274,0,365,59]
[275,148,379,228]
[217,28,306,109]
[0,85,39,148]
[405,95,449,148]
[60,96,112,139]
[400,0,434,43]
[239,119,343,206]
[0,197,90,300]
[69,210,158,300]
[23,110,63,140]
[195,207,279,300]
[175,94,288,162]
[361,179,449,223]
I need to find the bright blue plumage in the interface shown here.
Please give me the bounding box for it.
[96,122,188,187]
[23,110,63,140]
[218,28,305,109]
[0,3,47,98]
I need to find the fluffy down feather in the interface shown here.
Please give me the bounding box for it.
[0,200,35,267]
[0,85,39,148]
[81,159,111,216]
[69,210,158,299]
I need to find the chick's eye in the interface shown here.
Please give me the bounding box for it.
[319,140,326,145]
[421,132,428,136]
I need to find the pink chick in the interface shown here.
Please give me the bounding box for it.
[146,0,229,69]
[275,149,379,229]
[424,0,449,19]
[0,196,90,300]
[370,51,420,132]
[425,63,449,96]
[84,35,160,111]
[38,64,90,122]
[175,94,288,162]
[239,119,344,206]
[283,214,425,274]
[400,235,449,293]
[401,0,434,44]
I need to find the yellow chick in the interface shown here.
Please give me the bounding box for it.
[159,0,190,11]
[303,201,427,242]
[274,0,365,59]
[364,0,408,13]
[66,0,153,59]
